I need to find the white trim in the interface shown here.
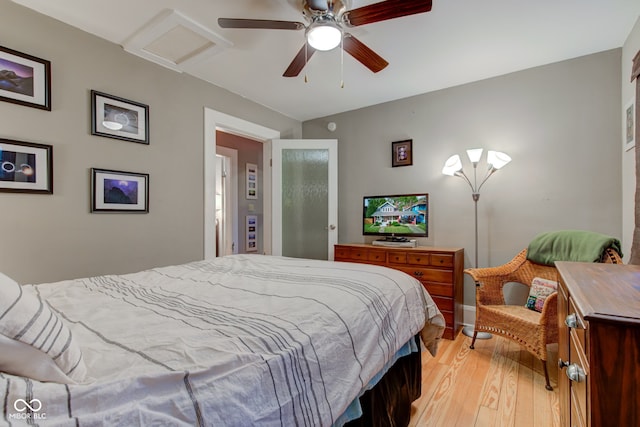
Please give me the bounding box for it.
[216,146,238,255]
[204,108,280,259]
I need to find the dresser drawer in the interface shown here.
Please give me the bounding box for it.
[430,253,454,267]
[367,250,387,263]
[406,253,430,266]
[396,266,453,284]
[334,246,350,260]
[387,251,407,264]
[431,295,454,312]
[420,281,454,298]
[569,329,588,427]
[348,248,368,261]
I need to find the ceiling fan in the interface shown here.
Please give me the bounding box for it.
[218,0,433,77]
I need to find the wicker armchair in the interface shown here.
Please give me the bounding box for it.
[464,247,622,390]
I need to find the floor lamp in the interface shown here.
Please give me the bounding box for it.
[442,149,512,339]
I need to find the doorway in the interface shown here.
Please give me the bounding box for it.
[204,108,280,259]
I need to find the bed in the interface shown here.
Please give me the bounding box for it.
[0,254,445,426]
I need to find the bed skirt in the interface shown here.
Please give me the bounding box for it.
[345,335,422,427]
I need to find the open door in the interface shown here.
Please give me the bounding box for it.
[271,139,338,260]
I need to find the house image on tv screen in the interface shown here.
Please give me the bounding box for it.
[363,195,428,236]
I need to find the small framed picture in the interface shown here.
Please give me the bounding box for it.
[246,215,258,252]
[91,90,149,144]
[392,139,413,167]
[0,138,53,193]
[91,168,149,213]
[625,97,635,151]
[0,45,51,110]
[246,163,258,199]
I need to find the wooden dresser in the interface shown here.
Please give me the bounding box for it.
[556,262,640,427]
[334,243,464,340]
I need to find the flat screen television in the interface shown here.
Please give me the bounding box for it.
[363,193,428,240]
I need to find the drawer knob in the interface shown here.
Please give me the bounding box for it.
[558,358,569,370]
[414,271,423,277]
[564,314,578,329]
[566,363,586,383]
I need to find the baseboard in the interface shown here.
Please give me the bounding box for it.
[462,304,475,328]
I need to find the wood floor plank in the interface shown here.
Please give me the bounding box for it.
[410,330,560,427]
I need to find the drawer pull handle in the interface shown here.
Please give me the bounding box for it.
[566,364,586,383]
[558,358,569,370]
[564,314,578,329]
[414,271,423,277]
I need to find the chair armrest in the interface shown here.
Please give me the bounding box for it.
[464,249,528,282]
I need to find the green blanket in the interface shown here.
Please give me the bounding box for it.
[526,230,622,266]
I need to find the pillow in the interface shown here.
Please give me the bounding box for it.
[0,334,77,383]
[525,277,558,312]
[0,272,86,383]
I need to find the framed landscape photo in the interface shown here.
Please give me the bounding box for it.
[392,139,413,167]
[0,138,53,193]
[246,163,258,199]
[625,97,635,151]
[246,215,258,252]
[91,90,149,144]
[0,45,51,110]
[91,168,149,213]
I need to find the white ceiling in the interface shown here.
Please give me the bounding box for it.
[11,0,640,121]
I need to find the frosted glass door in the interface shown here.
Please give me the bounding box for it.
[272,139,337,260]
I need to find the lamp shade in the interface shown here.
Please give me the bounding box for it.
[306,22,341,51]
[487,151,511,169]
[466,148,483,163]
[442,154,463,176]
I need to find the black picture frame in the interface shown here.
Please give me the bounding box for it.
[392,139,413,167]
[0,138,53,194]
[0,46,51,111]
[90,168,149,213]
[91,90,149,144]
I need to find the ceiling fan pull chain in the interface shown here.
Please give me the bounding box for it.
[305,42,309,83]
[340,34,344,88]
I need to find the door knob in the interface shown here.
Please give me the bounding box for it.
[328,224,336,230]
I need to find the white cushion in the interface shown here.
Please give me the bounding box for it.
[0,272,86,383]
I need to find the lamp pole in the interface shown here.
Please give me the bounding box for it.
[442,149,512,339]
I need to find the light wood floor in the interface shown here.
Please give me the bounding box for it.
[409,330,560,427]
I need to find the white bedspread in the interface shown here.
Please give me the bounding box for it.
[1,255,444,426]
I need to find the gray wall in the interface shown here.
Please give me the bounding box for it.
[0,1,301,284]
[303,49,623,306]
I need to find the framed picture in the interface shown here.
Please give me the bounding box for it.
[91,90,149,144]
[392,139,413,167]
[0,46,51,110]
[91,168,149,213]
[246,215,258,252]
[625,97,635,151]
[246,163,258,199]
[0,138,53,193]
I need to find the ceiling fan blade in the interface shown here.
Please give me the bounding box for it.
[342,34,388,73]
[283,44,317,77]
[344,0,433,27]
[218,18,305,30]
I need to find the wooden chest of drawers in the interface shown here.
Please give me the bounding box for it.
[334,244,464,339]
[556,262,640,427]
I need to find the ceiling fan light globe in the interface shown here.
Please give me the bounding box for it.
[306,23,342,51]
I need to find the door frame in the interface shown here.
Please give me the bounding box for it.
[203,108,280,259]
[216,145,238,255]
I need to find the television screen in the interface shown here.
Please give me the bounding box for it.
[363,193,428,239]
